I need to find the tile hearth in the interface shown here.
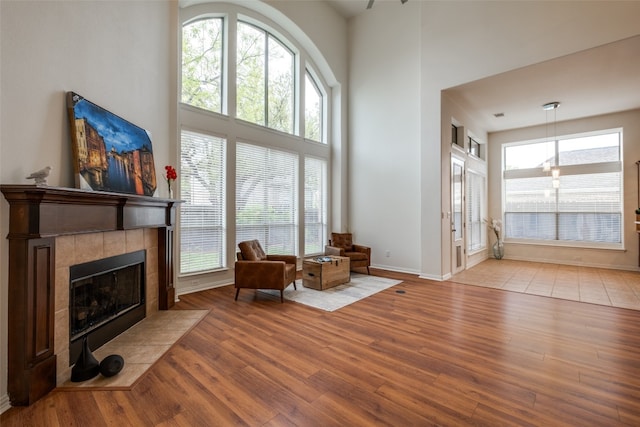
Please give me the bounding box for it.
[58,309,208,389]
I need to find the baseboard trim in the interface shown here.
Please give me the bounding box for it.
[371,264,420,275]
[177,280,233,296]
[418,273,448,281]
[1,392,10,415]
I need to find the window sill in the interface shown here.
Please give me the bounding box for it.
[505,239,625,252]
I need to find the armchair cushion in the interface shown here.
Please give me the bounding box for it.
[238,239,267,261]
[330,233,354,251]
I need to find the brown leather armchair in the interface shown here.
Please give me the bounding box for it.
[325,233,371,274]
[234,240,297,303]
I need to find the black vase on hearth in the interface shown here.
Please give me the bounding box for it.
[71,336,100,382]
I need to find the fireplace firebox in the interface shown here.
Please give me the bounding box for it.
[69,250,146,364]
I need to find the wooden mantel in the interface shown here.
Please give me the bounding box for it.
[1,185,179,406]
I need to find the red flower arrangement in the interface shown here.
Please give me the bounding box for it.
[164,165,177,197]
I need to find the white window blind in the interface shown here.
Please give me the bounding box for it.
[504,131,622,245]
[179,130,226,274]
[236,142,298,255]
[466,170,486,252]
[304,157,327,255]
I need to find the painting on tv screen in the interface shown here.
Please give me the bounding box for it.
[66,91,157,196]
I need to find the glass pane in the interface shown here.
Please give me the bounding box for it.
[557,172,621,213]
[504,177,555,213]
[182,18,223,113]
[466,171,486,251]
[559,133,619,165]
[452,162,463,240]
[505,141,555,170]
[305,73,322,142]
[304,157,327,255]
[558,213,621,243]
[236,143,298,255]
[180,131,226,274]
[505,212,556,240]
[267,36,294,133]
[236,22,265,125]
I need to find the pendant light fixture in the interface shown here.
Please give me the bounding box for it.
[542,101,560,188]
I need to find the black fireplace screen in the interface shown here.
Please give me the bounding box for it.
[69,250,146,363]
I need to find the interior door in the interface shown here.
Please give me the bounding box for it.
[451,157,465,275]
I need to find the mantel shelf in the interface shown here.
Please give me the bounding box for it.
[1,184,180,238]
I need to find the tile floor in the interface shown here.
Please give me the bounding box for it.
[450,259,640,310]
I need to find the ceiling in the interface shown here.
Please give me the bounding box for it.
[445,34,640,133]
[327,0,372,18]
[327,1,640,134]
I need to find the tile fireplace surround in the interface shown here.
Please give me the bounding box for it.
[0,185,178,407]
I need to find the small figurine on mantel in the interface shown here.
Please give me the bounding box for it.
[25,166,52,185]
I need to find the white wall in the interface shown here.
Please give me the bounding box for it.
[0,0,178,412]
[348,0,640,279]
[349,1,422,274]
[489,109,640,270]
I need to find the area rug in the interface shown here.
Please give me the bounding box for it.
[58,309,208,390]
[261,273,402,311]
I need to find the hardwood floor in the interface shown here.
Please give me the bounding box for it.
[3,267,640,426]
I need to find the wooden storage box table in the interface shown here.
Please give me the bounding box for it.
[302,256,350,290]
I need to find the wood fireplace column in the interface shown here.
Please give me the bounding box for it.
[1,185,179,406]
[7,237,56,406]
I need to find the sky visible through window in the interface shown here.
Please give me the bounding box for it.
[505,132,619,170]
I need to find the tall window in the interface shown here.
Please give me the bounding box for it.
[181,18,223,113]
[305,72,322,142]
[236,22,294,134]
[466,170,486,252]
[236,143,298,254]
[179,130,226,273]
[504,130,622,246]
[304,157,327,255]
[180,7,330,274]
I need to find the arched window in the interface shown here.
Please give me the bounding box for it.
[236,21,294,133]
[178,6,329,276]
[182,17,224,114]
[305,71,323,142]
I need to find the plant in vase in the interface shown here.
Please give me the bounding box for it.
[486,218,504,260]
[164,165,177,198]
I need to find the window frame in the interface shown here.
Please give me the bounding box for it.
[502,128,623,249]
[178,5,332,277]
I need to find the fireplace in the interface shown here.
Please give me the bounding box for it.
[69,250,146,364]
[1,185,178,406]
